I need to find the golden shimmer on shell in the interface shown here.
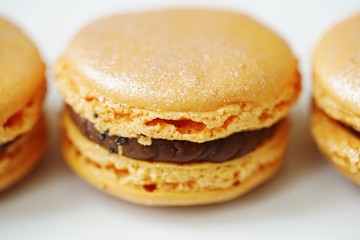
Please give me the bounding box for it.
[313,14,360,118]
[61,108,289,206]
[311,105,360,184]
[55,9,300,113]
[0,19,45,127]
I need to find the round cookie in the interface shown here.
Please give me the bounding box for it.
[0,18,46,191]
[55,9,300,206]
[312,13,360,184]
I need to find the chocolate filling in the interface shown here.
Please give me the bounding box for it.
[343,123,360,138]
[0,138,16,154]
[68,106,277,163]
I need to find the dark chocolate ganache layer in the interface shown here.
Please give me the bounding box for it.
[0,139,16,154]
[68,106,277,163]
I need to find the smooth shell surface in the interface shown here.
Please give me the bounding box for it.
[313,14,360,115]
[57,9,298,112]
[0,19,45,126]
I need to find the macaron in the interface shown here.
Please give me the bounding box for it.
[0,19,46,191]
[55,9,300,206]
[312,14,360,184]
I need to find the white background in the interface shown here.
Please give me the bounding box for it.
[0,0,360,239]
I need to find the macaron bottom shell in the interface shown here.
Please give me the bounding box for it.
[61,108,289,206]
[0,115,46,191]
[311,104,360,185]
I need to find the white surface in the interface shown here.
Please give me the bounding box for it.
[0,1,360,239]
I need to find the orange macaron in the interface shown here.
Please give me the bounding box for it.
[312,14,360,184]
[0,18,46,191]
[55,9,300,205]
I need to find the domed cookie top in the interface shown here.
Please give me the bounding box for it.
[0,19,45,125]
[313,14,360,114]
[56,9,298,112]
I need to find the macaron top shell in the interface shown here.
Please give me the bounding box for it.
[313,14,360,115]
[0,19,45,126]
[57,9,298,112]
